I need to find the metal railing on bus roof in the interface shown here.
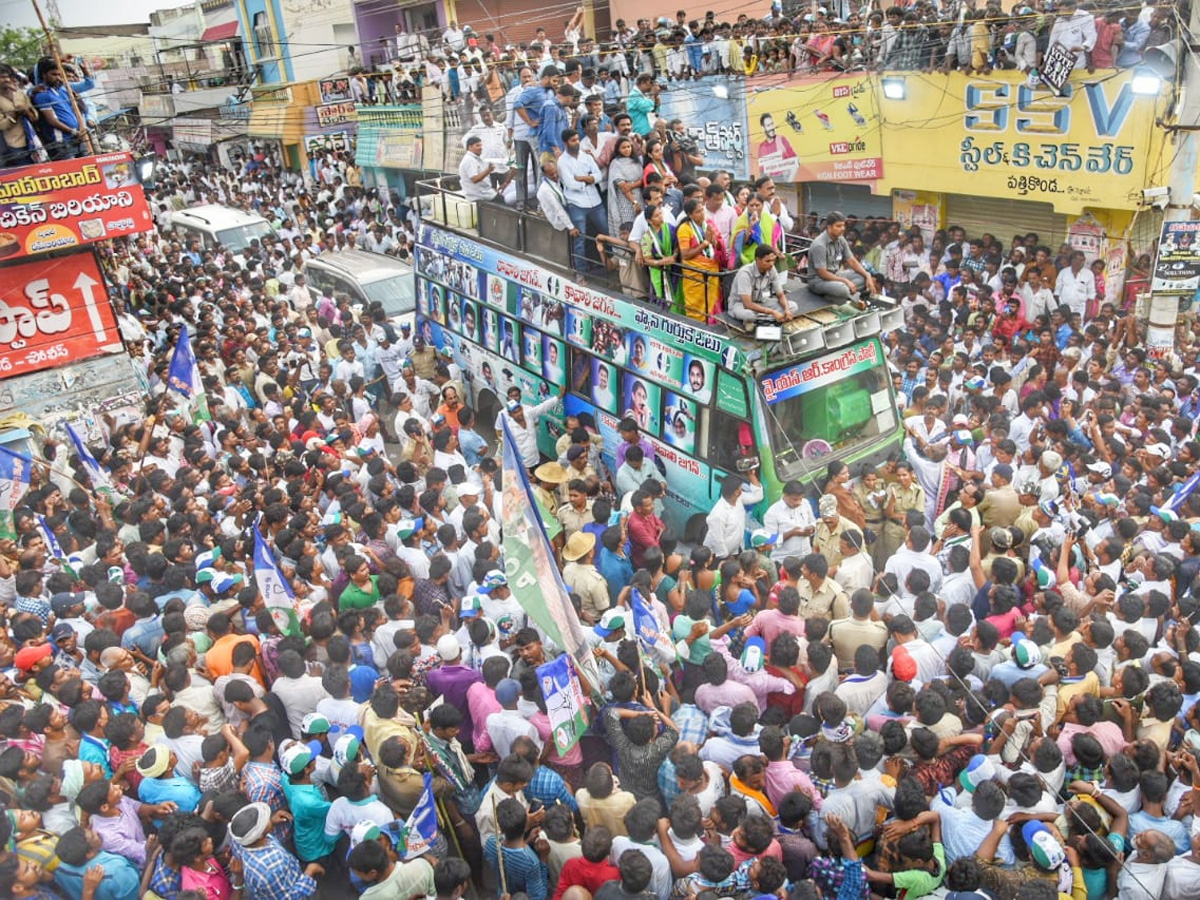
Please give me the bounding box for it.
[412,177,903,361]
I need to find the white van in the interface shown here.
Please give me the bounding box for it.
[304,250,416,329]
[164,205,276,255]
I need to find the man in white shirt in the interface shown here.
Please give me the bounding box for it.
[498,387,566,469]
[1055,250,1096,320]
[287,273,314,313]
[704,472,765,559]
[762,479,816,560]
[459,135,507,203]
[1048,0,1097,67]
[557,128,608,275]
[536,158,574,239]
[442,21,465,52]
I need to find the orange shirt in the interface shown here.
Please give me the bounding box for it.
[204,633,265,687]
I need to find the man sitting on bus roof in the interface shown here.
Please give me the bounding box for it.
[728,245,799,325]
[808,211,879,303]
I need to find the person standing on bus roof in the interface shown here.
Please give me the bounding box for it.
[500,383,567,470]
[558,128,609,275]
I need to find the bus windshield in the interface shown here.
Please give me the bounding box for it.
[216,221,275,252]
[760,340,897,480]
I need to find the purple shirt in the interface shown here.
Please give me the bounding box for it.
[427,663,484,734]
[615,436,656,470]
[694,680,759,715]
[765,759,823,811]
[91,795,148,866]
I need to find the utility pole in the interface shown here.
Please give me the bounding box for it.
[1147,0,1200,358]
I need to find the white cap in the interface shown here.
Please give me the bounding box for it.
[436,634,462,662]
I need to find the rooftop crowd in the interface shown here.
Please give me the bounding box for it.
[2,5,1200,900]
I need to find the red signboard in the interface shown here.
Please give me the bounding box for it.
[0,253,122,379]
[0,153,153,261]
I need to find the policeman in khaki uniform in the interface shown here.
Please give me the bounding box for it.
[813,493,862,573]
[561,531,610,625]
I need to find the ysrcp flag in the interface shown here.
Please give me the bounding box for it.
[536,654,588,754]
[0,446,31,540]
[629,587,660,650]
[498,416,600,692]
[252,522,298,636]
[37,515,65,560]
[401,773,438,860]
[166,324,211,422]
[64,422,112,495]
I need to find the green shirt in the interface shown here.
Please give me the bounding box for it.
[891,843,945,898]
[340,575,381,610]
[672,614,711,665]
[282,780,338,862]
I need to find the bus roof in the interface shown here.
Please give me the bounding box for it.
[415,219,901,376]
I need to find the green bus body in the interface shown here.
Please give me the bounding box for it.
[412,220,904,535]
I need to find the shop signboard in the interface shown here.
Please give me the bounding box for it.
[0,153,153,260]
[0,253,123,379]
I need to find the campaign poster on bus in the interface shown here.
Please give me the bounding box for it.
[0,153,153,260]
[0,253,123,379]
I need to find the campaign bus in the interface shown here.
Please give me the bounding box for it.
[411,194,905,536]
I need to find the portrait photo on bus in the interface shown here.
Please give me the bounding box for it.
[481,307,498,353]
[663,393,697,454]
[591,358,617,412]
[623,374,660,433]
[461,300,479,343]
[684,356,714,405]
[543,336,565,385]
[499,316,519,363]
[522,328,542,371]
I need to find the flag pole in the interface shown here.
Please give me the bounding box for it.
[413,711,465,860]
[492,793,507,896]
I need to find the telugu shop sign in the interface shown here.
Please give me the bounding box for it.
[0,253,123,379]
[746,70,1161,214]
[0,153,153,261]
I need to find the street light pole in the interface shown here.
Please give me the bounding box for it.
[1147,3,1200,357]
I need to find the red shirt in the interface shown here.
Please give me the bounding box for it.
[553,857,621,900]
[765,664,807,719]
[627,510,665,569]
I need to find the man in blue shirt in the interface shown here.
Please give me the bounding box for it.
[538,84,575,159]
[53,826,140,900]
[596,525,634,607]
[31,60,94,160]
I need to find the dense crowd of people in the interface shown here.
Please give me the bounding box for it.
[3,4,1200,900]
[0,132,1198,900]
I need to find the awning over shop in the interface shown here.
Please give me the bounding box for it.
[200,21,240,42]
[247,104,303,142]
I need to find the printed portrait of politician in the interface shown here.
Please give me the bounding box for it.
[591,358,617,411]
[481,308,497,352]
[461,301,479,342]
[663,393,696,454]
[685,356,712,405]
[756,112,799,182]
[523,329,542,370]
[543,336,565,385]
[623,374,660,433]
[500,317,519,362]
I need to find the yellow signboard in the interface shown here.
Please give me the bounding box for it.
[746,70,1165,215]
